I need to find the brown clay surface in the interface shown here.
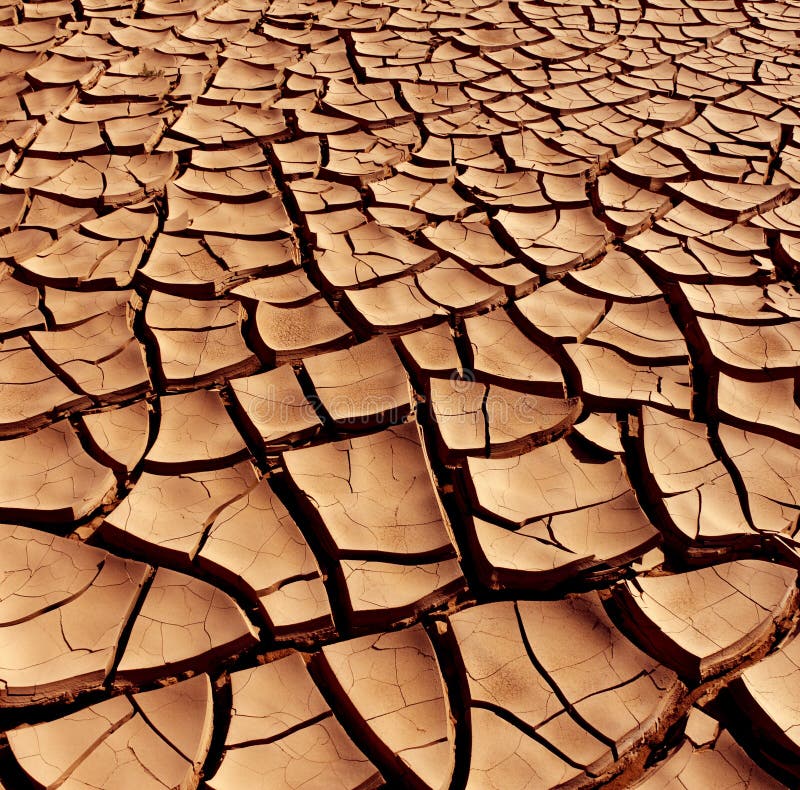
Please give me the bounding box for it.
[2,1,800,788]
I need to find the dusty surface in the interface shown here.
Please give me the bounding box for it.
[1,0,800,787]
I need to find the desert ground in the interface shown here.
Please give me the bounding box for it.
[0,0,800,787]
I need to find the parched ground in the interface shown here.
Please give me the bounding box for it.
[2,0,800,787]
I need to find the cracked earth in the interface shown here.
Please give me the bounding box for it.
[1,0,800,787]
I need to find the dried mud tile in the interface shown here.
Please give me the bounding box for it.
[416,258,506,316]
[322,79,411,126]
[610,138,689,189]
[713,373,800,444]
[173,166,278,202]
[566,249,661,302]
[80,400,150,474]
[272,136,322,178]
[678,282,782,323]
[683,707,720,749]
[74,202,154,253]
[339,557,465,625]
[398,181,471,221]
[595,173,672,239]
[260,577,333,637]
[168,103,287,148]
[30,160,101,208]
[633,730,784,789]
[572,412,624,455]
[313,248,412,292]
[464,436,631,527]
[0,266,45,335]
[145,291,243,332]
[422,221,514,270]
[586,298,688,364]
[105,113,166,154]
[134,673,214,766]
[116,566,258,681]
[733,627,800,770]
[0,336,88,436]
[303,207,368,252]
[456,169,550,211]
[198,477,332,635]
[208,716,383,790]
[567,343,692,415]
[513,280,607,344]
[210,57,285,93]
[229,365,321,450]
[0,192,28,236]
[635,405,768,542]
[149,324,259,389]
[83,72,172,103]
[695,317,800,376]
[428,376,485,459]
[668,179,791,222]
[518,593,684,752]
[449,593,682,782]
[342,276,447,335]
[8,695,135,788]
[225,653,329,746]
[613,560,798,681]
[0,20,62,51]
[26,53,101,87]
[30,314,151,402]
[468,516,598,591]
[289,177,361,214]
[295,108,357,136]
[43,288,136,329]
[16,230,145,289]
[144,389,249,473]
[10,675,213,789]
[718,423,800,543]
[0,420,116,523]
[313,222,437,290]
[316,623,454,789]
[0,532,148,706]
[501,130,596,178]
[189,142,268,171]
[494,207,611,275]
[397,323,460,381]
[15,195,97,238]
[718,425,800,520]
[250,299,354,364]
[203,235,296,280]
[655,202,732,240]
[232,270,318,308]
[0,525,107,624]
[463,310,566,397]
[465,707,585,790]
[470,490,659,591]
[28,118,106,157]
[753,195,800,235]
[138,233,231,298]
[322,145,398,186]
[428,377,579,461]
[100,461,257,566]
[283,421,453,558]
[303,335,411,430]
[3,157,70,194]
[448,601,581,737]
[165,186,292,238]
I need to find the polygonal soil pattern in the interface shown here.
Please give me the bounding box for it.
[1,0,800,788]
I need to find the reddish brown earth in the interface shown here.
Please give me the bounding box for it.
[1,0,800,787]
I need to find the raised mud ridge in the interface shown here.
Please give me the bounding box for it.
[1,0,800,788]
